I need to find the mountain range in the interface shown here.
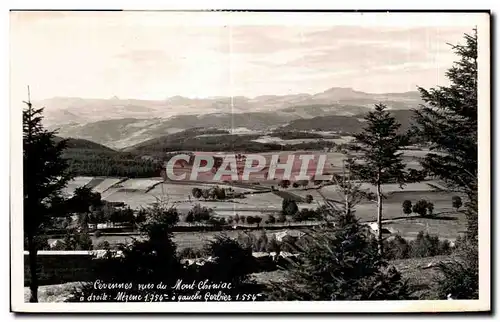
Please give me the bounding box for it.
[41,87,424,149]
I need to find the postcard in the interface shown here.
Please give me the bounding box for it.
[10,10,491,313]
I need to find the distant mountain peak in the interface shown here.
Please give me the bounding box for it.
[322,86,356,92]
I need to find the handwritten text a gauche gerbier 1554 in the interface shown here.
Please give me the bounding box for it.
[171,279,260,301]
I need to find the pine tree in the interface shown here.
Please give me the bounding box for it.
[269,172,412,300]
[23,92,72,302]
[412,30,478,238]
[344,104,409,255]
[412,29,479,300]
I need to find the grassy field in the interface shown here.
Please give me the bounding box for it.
[58,175,466,246]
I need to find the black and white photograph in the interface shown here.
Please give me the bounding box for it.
[9,10,490,313]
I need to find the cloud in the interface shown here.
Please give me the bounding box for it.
[10,11,478,100]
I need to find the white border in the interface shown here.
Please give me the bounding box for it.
[7,9,491,313]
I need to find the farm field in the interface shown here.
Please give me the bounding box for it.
[319,181,448,198]
[49,229,301,251]
[54,147,464,249]
[113,178,163,191]
[62,176,94,197]
[92,178,124,194]
[62,175,460,223]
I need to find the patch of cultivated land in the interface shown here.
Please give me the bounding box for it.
[114,178,164,191]
[62,176,94,197]
[92,177,124,194]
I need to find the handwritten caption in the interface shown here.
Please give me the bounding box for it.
[80,279,261,302]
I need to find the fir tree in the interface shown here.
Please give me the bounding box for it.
[23,92,72,302]
[412,29,478,238]
[413,29,479,300]
[269,170,413,300]
[344,104,409,255]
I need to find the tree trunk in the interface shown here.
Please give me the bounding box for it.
[376,182,383,256]
[27,234,39,303]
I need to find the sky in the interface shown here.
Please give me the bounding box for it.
[10,11,484,101]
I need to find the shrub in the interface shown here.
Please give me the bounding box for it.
[384,235,410,260]
[213,186,226,200]
[256,230,268,252]
[427,202,435,217]
[266,235,281,253]
[93,230,102,238]
[279,180,291,189]
[178,247,204,259]
[192,188,202,199]
[61,230,93,251]
[385,233,452,260]
[435,240,478,299]
[276,214,286,223]
[292,182,299,188]
[135,209,147,224]
[438,239,452,255]
[234,214,240,224]
[280,235,299,253]
[109,207,135,225]
[305,194,313,204]
[208,217,224,227]
[189,204,211,222]
[265,214,276,224]
[452,196,463,211]
[412,200,428,216]
[96,240,110,250]
[297,180,309,188]
[402,200,412,215]
[409,231,440,258]
[293,209,318,222]
[237,232,257,251]
[202,234,256,285]
[254,217,263,227]
[185,212,195,223]
[282,198,299,216]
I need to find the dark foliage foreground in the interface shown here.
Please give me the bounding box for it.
[267,212,414,301]
[66,204,264,302]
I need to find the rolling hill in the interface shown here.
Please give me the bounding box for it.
[283,109,416,133]
[54,137,116,152]
[45,88,423,149]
